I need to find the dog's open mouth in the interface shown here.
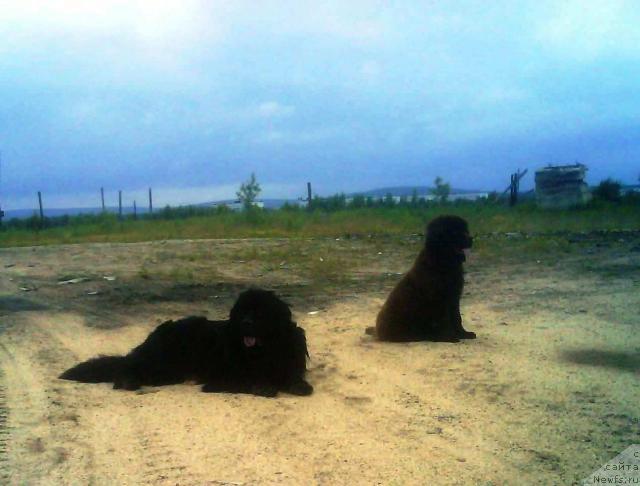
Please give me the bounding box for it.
[243,336,257,347]
[455,248,471,261]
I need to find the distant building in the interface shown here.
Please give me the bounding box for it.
[534,164,592,209]
[208,200,265,211]
[448,192,490,201]
[621,184,640,195]
[344,191,489,205]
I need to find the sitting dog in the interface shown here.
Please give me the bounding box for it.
[369,215,475,342]
[60,288,313,397]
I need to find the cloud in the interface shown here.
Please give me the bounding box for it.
[0,0,227,87]
[360,60,382,81]
[1,0,639,210]
[256,101,296,118]
[221,1,388,46]
[252,127,342,146]
[0,0,220,46]
[535,0,640,61]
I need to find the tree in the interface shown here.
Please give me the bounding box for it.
[432,176,451,203]
[410,189,419,207]
[383,192,395,208]
[236,173,262,210]
[593,178,621,202]
[485,191,499,204]
[350,194,366,208]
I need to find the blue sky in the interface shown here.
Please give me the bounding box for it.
[1,0,639,209]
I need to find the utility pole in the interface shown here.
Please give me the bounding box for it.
[0,151,4,225]
[118,190,122,219]
[133,200,137,219]
[307,182,312,211]
[100,187,105,212]
[148,187,153,214]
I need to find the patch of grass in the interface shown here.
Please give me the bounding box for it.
[1,203,638,248]
[470,235,580,265]
[137,266,152,280]
[168,266,196,283]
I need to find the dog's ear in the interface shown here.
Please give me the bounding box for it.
[425,218,449,246]
[229,295,247,323]
[278,300,293,324]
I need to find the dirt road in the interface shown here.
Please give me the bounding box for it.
[1,236,638,484]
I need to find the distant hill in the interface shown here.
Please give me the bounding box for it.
[351,186,486,198]
[2,206,150,220]
[2,186,494,220]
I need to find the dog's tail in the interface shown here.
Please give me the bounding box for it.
[365,326,377,337]
[59,355,127,383]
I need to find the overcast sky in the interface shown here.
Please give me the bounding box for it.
[1,0,639,209]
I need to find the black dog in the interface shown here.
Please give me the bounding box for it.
[369,215,475,342]
[60,289,313,397]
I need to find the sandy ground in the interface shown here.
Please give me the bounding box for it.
[0,234,639,485]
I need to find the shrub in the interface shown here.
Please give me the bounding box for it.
[593,178,622,202]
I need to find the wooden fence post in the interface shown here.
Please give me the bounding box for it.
[502,169,527,206]
[307,182,312,211]
[37,191,44,222]
[509,174,516,206]
[509,169,523,207]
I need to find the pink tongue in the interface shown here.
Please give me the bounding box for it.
[243,336,256,347]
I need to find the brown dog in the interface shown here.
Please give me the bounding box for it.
[369,215,475,342]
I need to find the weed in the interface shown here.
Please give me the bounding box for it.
[1,204,638,248]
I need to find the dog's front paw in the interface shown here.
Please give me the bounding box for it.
[458,330,476,339]
[251,384,279,398]
[287,380,313,396]
[433,331,460,343]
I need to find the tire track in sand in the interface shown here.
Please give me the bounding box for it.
[0,310,11,483]
[0,314,92,484]
[0,369,9,484]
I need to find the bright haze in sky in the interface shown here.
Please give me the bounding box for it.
[0,0,639,209]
